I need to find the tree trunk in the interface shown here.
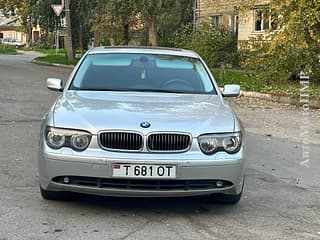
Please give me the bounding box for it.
[65,0,74,61]
[79,23,83,55]
[27,22,33,47]
[123,23,129,45]
[94,30,101,47]
[148,15,158,46]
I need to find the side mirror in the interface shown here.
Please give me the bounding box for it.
[222,84,240,97]
[47,78,64,92]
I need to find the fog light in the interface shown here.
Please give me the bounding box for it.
[216,181,224,188]
[63,177,70,184]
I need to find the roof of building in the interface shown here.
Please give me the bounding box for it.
[0,11,20,30]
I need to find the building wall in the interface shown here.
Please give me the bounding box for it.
[1,25,42,44]
[198,0,271,43]
[1,16,41,44]
[198,0,241,22]
[1,30,27,42]
[238,0,270,43]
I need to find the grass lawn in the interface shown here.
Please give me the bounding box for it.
[38,48,67,55]
[213,69,320,99]
[38,48,83,55]
[35,54,79,66]
[0,44,18,54]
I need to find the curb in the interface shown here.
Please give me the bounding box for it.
[31,59,75,69]
[240,90,320,109]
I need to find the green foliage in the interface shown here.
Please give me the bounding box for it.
[173,23,239,69]
[213,69,320,98]
[213,69,262,91]
[35,54,79,65]
[0,44,18,54]
[89,0,193,46]
[136,0,193,45]
[88,0,136,46]
[241,0,320,84]
[38,48,67,55]
[70,0,95,51]
[1,0,193,48]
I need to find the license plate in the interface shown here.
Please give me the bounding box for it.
[112,163,176,179]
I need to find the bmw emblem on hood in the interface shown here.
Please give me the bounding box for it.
[140,122,151,128]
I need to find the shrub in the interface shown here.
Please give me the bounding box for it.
[239,0,320,85]
[0,44,17,54]
[172,23,239,69]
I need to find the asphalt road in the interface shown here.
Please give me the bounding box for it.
[0,52,319,240]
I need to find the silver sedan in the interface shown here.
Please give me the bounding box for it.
[39,47,245,204]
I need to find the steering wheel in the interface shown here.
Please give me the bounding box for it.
[161,78,193,90]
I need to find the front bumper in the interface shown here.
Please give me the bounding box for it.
[38,150,245,198]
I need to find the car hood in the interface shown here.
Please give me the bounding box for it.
[52,91,236,136]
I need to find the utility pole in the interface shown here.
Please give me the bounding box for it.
[64,0,74,61]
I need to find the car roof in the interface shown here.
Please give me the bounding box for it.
[88,46,200,59]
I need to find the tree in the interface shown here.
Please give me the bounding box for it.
[87,0,135,46]
[87,0,193,47]
[241,0,320,83]
[1,0,194,49]
[0,0,37,45]
[157,0,193,46]
[173,23,238,68]
[136,0,193,46]
[0,0,25,15]
[72,0,94,53]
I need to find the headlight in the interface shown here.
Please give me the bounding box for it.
[222,135,241,153]
[45,127,92,151]
[47,131,66,149]
[198,132,242,154]
[70,134,90,151]
[198,137,218,154]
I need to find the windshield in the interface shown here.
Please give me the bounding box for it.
[69,53,216,94]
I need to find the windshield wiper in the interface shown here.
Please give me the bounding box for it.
[79,88,129,91]
[78,88,203,94]
[121,89,193,94]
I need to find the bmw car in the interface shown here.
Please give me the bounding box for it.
[39,47,245,204]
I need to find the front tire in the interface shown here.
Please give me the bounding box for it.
[40,187,71,201]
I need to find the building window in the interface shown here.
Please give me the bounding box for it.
[211,15,220,26]
[60,17,67,28]
[254,7,278,32]
[195,0,200,9]
[232,15,239,35]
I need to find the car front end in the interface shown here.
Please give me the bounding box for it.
[38,47,245,203]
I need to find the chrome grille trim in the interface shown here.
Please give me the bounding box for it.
[147,132,192,152]
[98,131,192,153]
[98,131,143,152]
